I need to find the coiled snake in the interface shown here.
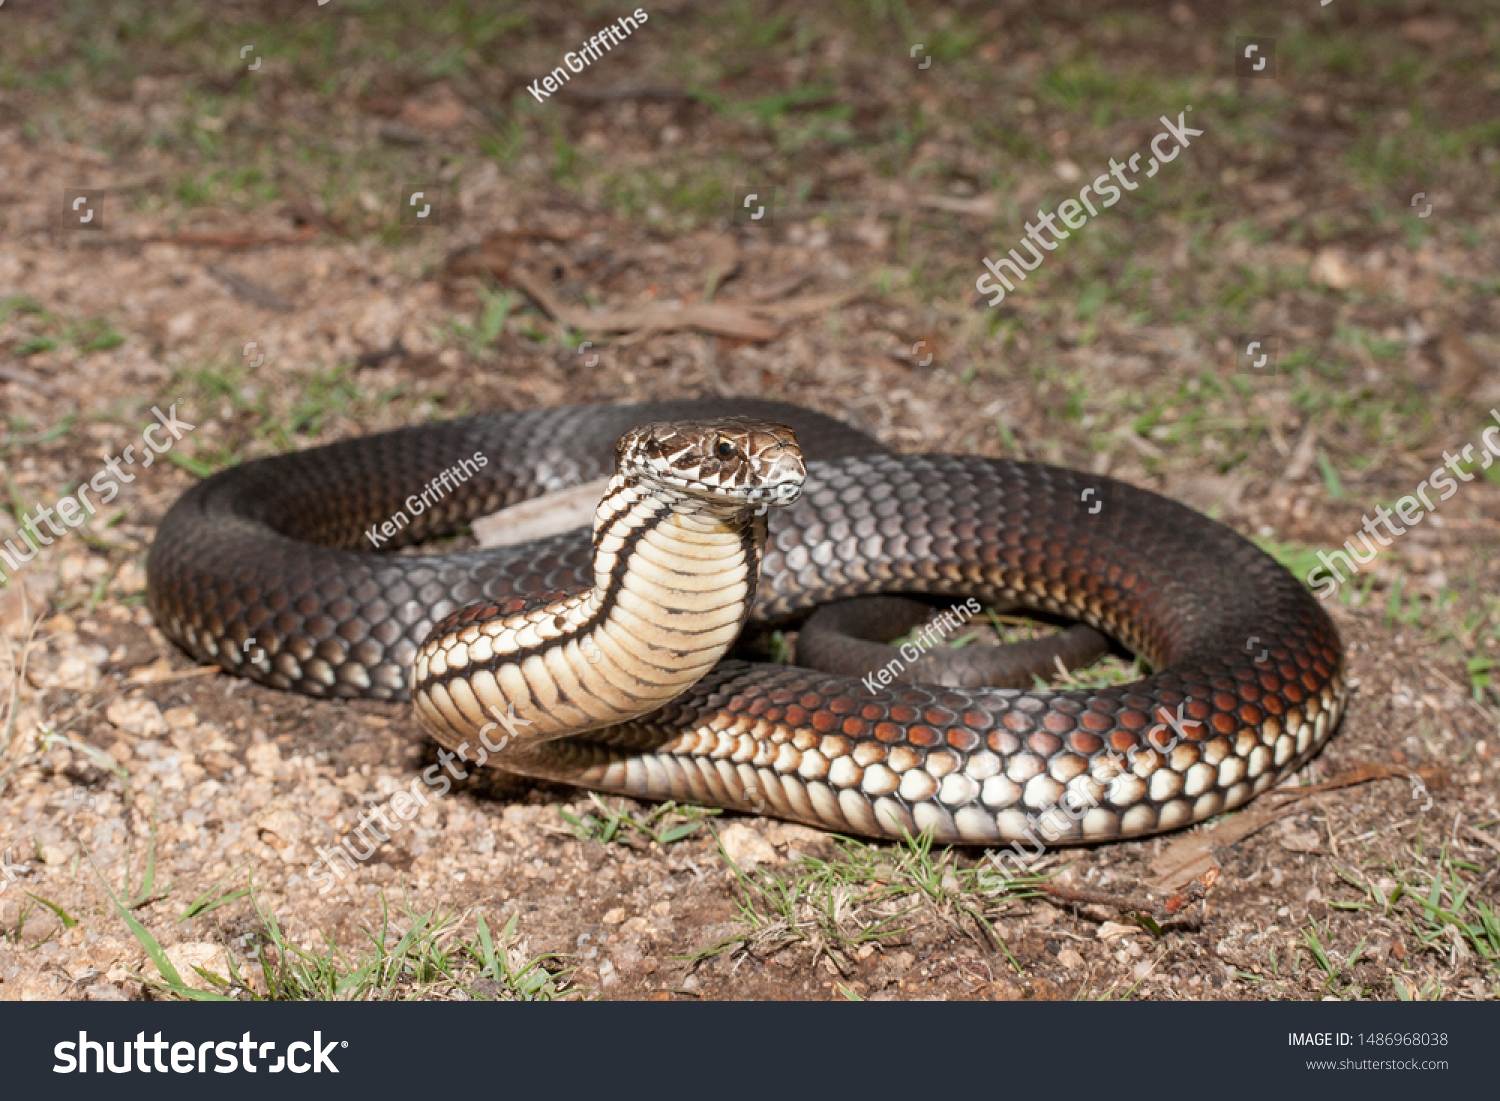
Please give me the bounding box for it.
[147,400,1346,844]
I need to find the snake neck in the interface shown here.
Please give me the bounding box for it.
[412,474,767,748]
[587,473,767,641]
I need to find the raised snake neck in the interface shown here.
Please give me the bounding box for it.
[412,417,805,746]
[146,399,1347,845]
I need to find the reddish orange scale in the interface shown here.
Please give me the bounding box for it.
[1069,731,1103,755]
[1042,711,1076,734]
[946,727,980,752]
[1028,732,1063,756]
[987,731,1021,755]
[907,724,942,747]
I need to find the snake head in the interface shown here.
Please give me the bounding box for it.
[615,418,806,511]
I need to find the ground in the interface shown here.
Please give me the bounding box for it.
[0,0,1496,1002]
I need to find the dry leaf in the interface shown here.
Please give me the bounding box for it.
[1439,331,1490,398]
[918,193,998,217]
[399,84,469,131]
[1400,17,1459,46]
[1280,829,1323,853]
[1310,248,1355,289]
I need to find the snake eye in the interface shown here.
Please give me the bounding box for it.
[714,438,735,460]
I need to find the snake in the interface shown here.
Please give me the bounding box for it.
[794,595,1113,689]
[146,399,1347,845]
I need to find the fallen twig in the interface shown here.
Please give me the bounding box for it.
[151,225,317,248]
[1040,867,1219,931]
[1462,824,1500,858]
[1149,763,1447,891]
[499,263,783,342]
[206,265,295,312]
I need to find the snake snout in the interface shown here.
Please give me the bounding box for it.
[750,429,806,508]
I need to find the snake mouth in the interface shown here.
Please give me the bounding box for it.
[746,479,804,509]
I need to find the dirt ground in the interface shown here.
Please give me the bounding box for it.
[0,1,1496,1002]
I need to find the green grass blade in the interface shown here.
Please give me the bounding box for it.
[22,892,78,929]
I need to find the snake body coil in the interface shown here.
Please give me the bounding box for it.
[147,400,1347,844]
